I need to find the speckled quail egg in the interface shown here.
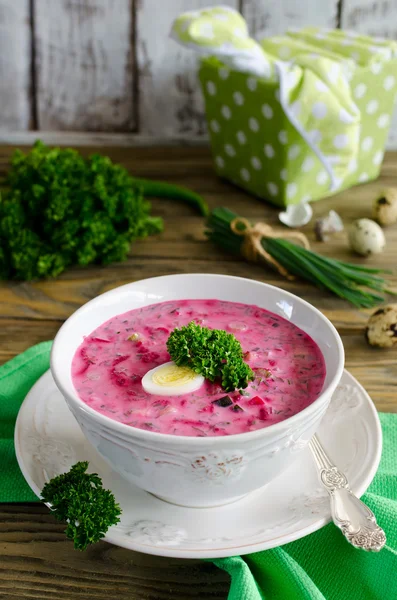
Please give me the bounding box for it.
[348,219,386,256]
[365,304,397,348]
[373,188,397,226]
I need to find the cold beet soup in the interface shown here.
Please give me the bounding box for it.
[71,299,326,437]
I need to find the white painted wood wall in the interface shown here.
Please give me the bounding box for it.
[0,0,397,147]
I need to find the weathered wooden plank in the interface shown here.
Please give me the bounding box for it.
[241,0,339,38]
[340,0,397,38]
[0,504,230,600]
[0,0,31,130]
[135,0,238,137]
[340,0,397,150]
[0,131,208,147]
[2,256,392,328]
[34,0,135,131]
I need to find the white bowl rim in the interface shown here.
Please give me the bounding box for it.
[50,273,345,446]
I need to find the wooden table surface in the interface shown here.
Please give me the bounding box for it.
[1,145,397,599]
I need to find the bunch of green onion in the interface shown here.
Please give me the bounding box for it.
[206,207,394,309]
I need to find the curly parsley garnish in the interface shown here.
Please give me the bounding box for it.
[41,461,121,551]
[166,321,254,392]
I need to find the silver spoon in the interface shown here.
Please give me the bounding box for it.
[309,434,386,551]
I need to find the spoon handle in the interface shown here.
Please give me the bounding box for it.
[309,434,386,551]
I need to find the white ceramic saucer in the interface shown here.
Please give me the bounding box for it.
[15,369,382,559]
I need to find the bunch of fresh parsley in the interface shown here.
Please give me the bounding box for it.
[0,141,207,280]
[167,321,254,392]
[41,461,121,551]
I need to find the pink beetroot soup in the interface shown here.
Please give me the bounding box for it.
[71,299,326,437]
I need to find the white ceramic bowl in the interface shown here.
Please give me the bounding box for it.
[51,274,344,508]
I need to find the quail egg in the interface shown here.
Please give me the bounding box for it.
[348,218,386,256]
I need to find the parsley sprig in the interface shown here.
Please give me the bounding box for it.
[41,461,121,551]
[167,321,254,392]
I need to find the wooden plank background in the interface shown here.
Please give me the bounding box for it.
[0,0,397,147]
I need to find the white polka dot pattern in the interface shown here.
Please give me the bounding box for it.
[174,11,396,206]
[316,171,329,185]
[286,183,297,199]
[361,137,373,151]
[302,157,315,172]
[264,144,275,158]
[251,156,262,170]
[210,119,220,133]
[354,84,367,99]
[373,151,384,166]
[333,134,348,149]
[225,144,236,156]
[370,62,383,75]
[366,100,379,115]
[358,173,369,183]
[206,81,217,95]
[236,131,247,144]
[233,91,244,106]
[221,105,232,119]
[247,77,257,91]
[278,130,288,145]
[261,104,273,119]
[249,117,259,132]
[348,157,358,173]
[384,75,395,91]
[267,182,278,196]
[240,168,250,181]
[312,102,328,119]
[288,145,301,160]
[377,114,389,128]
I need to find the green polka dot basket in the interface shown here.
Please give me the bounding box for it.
[171,9,397,207]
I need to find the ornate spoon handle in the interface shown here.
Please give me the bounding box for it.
[309,434,386,551]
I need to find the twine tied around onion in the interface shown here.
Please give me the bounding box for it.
[230,217,310,281]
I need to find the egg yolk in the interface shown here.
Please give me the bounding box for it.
[151,364,198,388]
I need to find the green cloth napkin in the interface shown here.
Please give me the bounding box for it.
[0,341,52,502]
[1,344,396,599]
[214,412,397,599]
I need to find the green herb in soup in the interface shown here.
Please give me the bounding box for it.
[167,321,255,392]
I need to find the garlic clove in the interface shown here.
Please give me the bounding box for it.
[314,210,344,241]
[279,202,313,228]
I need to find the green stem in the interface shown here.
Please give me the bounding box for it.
[134,178,208,216]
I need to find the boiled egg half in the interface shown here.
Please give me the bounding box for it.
[142,361,204,396]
